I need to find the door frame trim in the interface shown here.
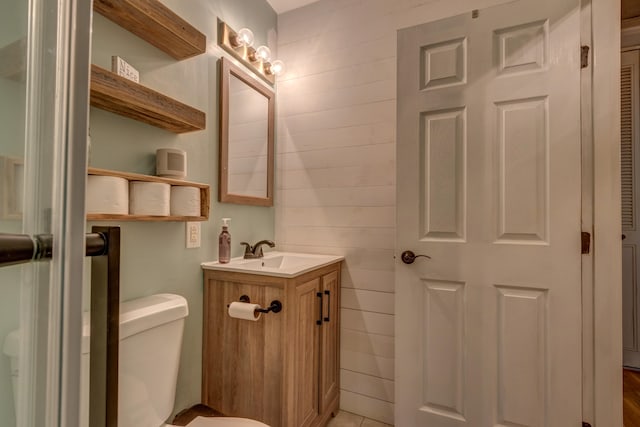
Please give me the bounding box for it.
[589,0,622,425]
[581,1,595,422]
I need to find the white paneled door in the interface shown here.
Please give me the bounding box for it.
[396,0,582,426]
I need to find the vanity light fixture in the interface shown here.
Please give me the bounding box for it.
[254,45,272,62]
[218,19,285,86]
[266,60,285,76]
[234,28,254,47]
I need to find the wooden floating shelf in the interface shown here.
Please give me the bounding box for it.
[87,213,207,222]
[87,167,210,222]
[93,0,206,60]
[90,65,206,133]
[0,38,25,81]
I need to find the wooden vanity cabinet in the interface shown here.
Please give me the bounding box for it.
[202,261,341,427]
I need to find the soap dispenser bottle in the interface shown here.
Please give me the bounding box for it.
[218,218,231,263]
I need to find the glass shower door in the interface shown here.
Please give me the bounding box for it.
[0,0,92,426]
[0,1,28,424]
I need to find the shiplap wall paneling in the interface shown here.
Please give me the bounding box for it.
[276,0,511,423]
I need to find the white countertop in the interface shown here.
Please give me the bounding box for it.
[201,251,344,278]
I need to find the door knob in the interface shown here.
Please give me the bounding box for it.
[401,250,431,264]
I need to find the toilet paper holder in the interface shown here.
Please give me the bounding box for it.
[232,294,283,314]
[256,300,282,314]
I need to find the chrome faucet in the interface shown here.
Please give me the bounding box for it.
[240,240,275,259]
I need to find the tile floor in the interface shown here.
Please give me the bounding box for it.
[327,411,393,427]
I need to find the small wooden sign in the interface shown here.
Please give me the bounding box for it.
[111,56,139,83]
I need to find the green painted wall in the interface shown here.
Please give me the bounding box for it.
[89,0,277,414]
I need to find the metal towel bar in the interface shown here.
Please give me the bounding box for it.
[0,227,120,427]
[0,232,108,267]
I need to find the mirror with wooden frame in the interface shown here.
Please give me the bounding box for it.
[219,57,274,206]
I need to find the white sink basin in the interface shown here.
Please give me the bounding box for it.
[201,251,344,278]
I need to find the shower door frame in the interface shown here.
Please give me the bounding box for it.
[21,0,93,425]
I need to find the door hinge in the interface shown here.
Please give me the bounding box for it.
[583,422,592,427]
[581,231,591,254]
[581,45,590,68]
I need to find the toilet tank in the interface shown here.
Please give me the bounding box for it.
[3,329,21,421]
[4,313,91,426]
[118,293,188,427]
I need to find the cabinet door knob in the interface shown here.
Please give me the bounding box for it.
[401,250,431,264]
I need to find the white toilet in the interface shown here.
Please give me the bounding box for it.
[3,293,268,427]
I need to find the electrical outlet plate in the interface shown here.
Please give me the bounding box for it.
[186,221,201,248]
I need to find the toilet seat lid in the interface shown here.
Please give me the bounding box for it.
[179,416,270,427]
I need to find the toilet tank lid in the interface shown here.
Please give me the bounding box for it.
[3,294,188,358]
[3,330,20,358]
[119,293,189,341]
[6,314,91,358]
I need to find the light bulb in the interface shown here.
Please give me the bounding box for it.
[236,28,254,47]
[268,60,285,76]
[255,45,272,62]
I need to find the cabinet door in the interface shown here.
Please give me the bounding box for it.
[203,277,284,426]
[294,278,321,427]
[319,270,340,414]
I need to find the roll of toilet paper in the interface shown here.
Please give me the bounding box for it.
[170,186,201,216]
[228,302,262,321]
[86,175,129,215]
[129,181,170,216]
